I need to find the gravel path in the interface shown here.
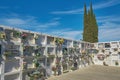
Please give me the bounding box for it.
[47,65,120,80]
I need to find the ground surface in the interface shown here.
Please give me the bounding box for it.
[47,65,120,80]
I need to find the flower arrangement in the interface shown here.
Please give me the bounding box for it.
[63,49,68,55]
[23,62,27,69]
[55,38,64,46]
[48,54,55,58]
[0,32,6,39]
[35,52,41,57]
[3,51,12,59]
[4,52,11,56]
[27,48,44,79]
[21,33,27,39]
[23,46,29,51]
[59,38,64,44]
[106,54,110,57]
[13,31,21,38]
[73,44,78,48]
[97,54,105,61]
[81,50,86,54]
[28,70,44,80]
[102,49,105,53]
[56,59,60,64]
[29,33,35,40]
[33,52,41,68]
[34,34,39,40]
[52,66,57,71]
[52,66,57,75]
[94,49,99,54]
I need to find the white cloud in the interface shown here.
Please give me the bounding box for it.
[98,16,120,42]
[51,0,120,14]
[0,14,60,31]
[99,21,120,29]
[93,0,120,9]
[61,30,82,40]
[99,26,120,42]
[48,29,83,40]
[97,16,120,23]
[51,9,83,14]
[3,18,26,25]
[36,21,60,28]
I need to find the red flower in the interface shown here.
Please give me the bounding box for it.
[22,33,27,37]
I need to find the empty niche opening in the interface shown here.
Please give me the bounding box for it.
[105,43,111,48]
[5,60,20,73]
[4,73,20,80]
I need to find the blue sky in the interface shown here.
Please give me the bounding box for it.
[0,0,120,42]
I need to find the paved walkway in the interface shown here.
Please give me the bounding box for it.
[47,65,120,80]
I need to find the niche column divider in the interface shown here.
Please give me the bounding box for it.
[45,35,48,78]
[1,61,5,80]
[1,42,5,80]
[19,44,23,80]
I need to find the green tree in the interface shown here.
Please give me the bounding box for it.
[83,3,98,43]
[83,4,88,41]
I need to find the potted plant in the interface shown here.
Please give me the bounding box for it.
[114,48,118,52]
[115,61,119,66]
[52,66,57,76]
[102,49,105,53]
[33,59,40,68]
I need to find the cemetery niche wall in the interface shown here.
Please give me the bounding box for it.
[0,25,120,80]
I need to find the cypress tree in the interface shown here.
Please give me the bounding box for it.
[83,2,98,43]
[89,3,94,42]
[83,4,88,41]
[92,14,98,42]
[87,9,93,42]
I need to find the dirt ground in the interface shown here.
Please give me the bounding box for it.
[47,65,120,80]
